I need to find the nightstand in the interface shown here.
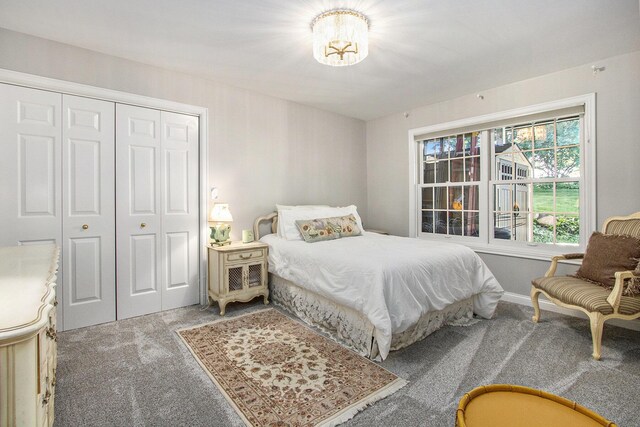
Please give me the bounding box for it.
[208,241,269,315]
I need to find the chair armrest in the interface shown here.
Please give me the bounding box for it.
[544,253,584,277]
[606,271,640,312]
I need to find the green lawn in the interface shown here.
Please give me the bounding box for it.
[533,185,579,213]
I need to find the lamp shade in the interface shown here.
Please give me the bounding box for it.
[312,9,369,67]
[210,203,233,222]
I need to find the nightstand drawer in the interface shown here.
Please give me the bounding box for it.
[226,249,265,263]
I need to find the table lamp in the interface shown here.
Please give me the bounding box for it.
[210,203,233,246]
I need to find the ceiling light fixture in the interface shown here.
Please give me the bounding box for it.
[311,9,369,67]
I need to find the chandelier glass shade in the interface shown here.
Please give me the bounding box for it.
[312,9,369,67]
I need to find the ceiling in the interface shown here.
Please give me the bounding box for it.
[0,0,638,120]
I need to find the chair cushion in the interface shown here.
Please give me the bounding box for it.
[532,276,640,316]
[575,232,640,288]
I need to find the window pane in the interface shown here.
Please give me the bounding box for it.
[424,140,438,160]
[557,146,580,178]
[421,211,433,233]
[495,154,514,180]
[556,118,579,147]
[423,162,435,183]
[453,135,464,158]
[449,211,462,235]
[514,126,533,151]
[494,184,512,212]
[463,134,472,156]
[465,156,480,181]
[533,213,554,243]
[523,151,534,178]
[434,187,447,209]
[421,187,434,209]
[449,186,463,210]
[534,122,554,149]
[514,160,531,180]
[556,182,579,213]
[494,213,511,239]
[443,136,456,158]
[434,211,447,234]
[556,214,579,244]
[533,149,555,178]
[512,213,529,242]
[451,158,464,182]
[435,160,449,183]
[471,132,481,156]
[533,183,553,212]
[514,183,531,212]
[464,212,479,237]
[506,128,513,148]
[493,128,506,150]
[463,185,479,210]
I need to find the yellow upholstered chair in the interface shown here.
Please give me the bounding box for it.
[531,212,640,360]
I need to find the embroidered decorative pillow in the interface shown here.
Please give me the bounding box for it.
[574,231,640,294]
[295,214,362,243]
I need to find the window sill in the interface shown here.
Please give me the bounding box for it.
[469,244,582,264]
[416,235,583,264]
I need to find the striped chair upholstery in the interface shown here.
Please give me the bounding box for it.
[531,212,640,360]
[533,276,640,316]
[604,218,640,238]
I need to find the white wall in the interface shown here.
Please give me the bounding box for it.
[0,28,367,239]
[366,50,640,295]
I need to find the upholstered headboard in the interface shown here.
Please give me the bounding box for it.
[253,212,278,240]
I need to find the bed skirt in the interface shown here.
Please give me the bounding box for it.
[269,274,477,360]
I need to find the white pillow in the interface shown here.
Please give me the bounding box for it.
[275,205,329,237]
[279,205,364,241]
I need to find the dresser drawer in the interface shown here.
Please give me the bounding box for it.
[225,249,265,263]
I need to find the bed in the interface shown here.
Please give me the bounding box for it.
[254,210,503,360]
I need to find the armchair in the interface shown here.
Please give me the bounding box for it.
[531,212,640,360]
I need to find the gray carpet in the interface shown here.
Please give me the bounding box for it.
[54,301,640,426]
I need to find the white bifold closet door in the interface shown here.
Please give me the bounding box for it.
[0,84,62,247]
[115,104,199,319]
[62,95,116,329]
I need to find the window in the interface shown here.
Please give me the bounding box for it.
[410,95,595,257]
[420,133,481,238]
[492,117,580,245]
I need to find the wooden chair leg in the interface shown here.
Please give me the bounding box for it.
[530,287,542,323]
[588,312,605,360]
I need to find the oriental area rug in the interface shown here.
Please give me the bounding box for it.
[177,309,406,426]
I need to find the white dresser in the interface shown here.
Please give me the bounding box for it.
[0,245,59,427]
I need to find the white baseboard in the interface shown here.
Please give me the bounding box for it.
[501,291,640,332]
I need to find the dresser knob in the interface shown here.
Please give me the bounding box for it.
[140,223,146,228]
[82,224,89,230]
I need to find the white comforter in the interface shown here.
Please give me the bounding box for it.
[261,232,504,359]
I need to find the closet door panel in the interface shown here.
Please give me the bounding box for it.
[116,104,162,319]
[161,111,199,310]
[0,84,61,247]
[62,95,116,329]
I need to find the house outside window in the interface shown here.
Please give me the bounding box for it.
[409,95,596,259]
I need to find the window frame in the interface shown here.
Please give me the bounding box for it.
[408,94,596,261]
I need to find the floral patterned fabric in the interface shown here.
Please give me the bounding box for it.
[295,214,361,243]
[178,309,406,427]
[270,274,477,359]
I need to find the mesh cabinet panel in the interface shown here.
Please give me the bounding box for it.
[247,264,262,287]
[228,266,243,291]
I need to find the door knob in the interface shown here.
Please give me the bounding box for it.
[140,223,146,228]
[82,224,89,230]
